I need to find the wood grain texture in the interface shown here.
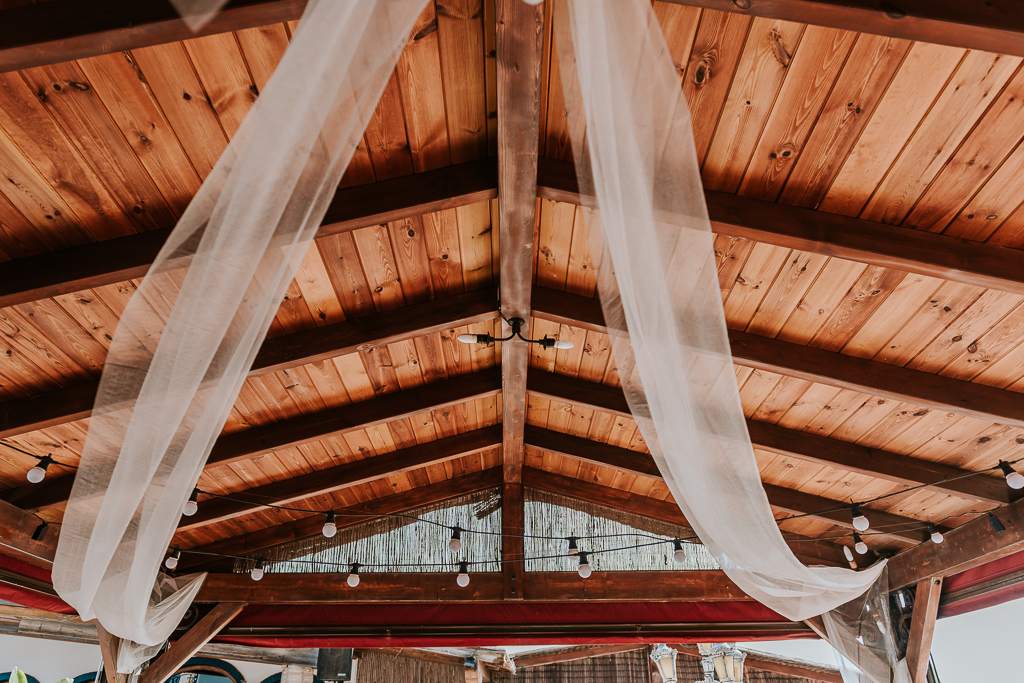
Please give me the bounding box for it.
[905,577,942,683]
[139,603,247,683]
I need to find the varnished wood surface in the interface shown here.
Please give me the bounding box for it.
[139,603,247,683]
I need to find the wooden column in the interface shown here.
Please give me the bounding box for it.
[138,603,247,683]
[906,577,943,683]
[495,0,542,602]
[96,622,127,683]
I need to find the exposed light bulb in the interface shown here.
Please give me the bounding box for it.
[181,488,200,517]
[251,560,265,581]
[577,552,592,579]
[165,549,180,570]
[457,334,478,344]
[26,455,53,484]
[928,524,944,544]
[553,340,574,350]
[999,461,1024,489]
[456,561,470,587]
[567,536,579,556]
[851,504,870,532]
[853,532,868,555]
[448,527,463,552]
[672,539,686,564]
[522,0,543,6]
[347,564,360,587]
[322,511,337,538]
[843,545,855,562]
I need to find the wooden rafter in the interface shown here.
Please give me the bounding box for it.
[887,495,1024,589]
[0,498,56,566]
[5,369,501,511]
[138,603,248,683]
[495,0,544,601]
[176,426,502,530]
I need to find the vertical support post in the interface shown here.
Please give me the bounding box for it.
[96,622,127,683]
[906,577,943,683]
[502,481,525,599]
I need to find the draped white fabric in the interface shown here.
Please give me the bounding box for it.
[53,0,425,654]
[553,0,886,621]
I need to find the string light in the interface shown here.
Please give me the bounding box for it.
[842,545,854,562]
[989,512,1006,533]
[850,504,870,532]
[566,536,579,556]
[853,532,868,555]
[347,563,361,587]
[928,524,944,544]
[322,511,337,538]
[672,539,687,564]
[577,551,592,578]
[31,521,48,542]
[165,548,181,569]
[999,461,1024,489]
[26,455,53,484]
[250,559,265,581]
[456,561,471,587]
[182,489,200,517]
[457,317,574,350]
[448,527,463,552]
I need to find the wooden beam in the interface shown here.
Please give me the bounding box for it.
[537,157,1024,298]
[0,498,57,566]
[502,482,525,600]
[888,497,1024,589]
[96,622,127,683]
[0,0,306,72]
[177,468,503,571]
[495,0,543,488]
[195,570,747,603]
[0,159,497,310]
[905,577,942,683]
[658,0,1024,58]
[513,645,647,668]
[7,369,501,512]
[139,603,247,683]
[177,426,503,530]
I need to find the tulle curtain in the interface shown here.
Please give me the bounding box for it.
[53,0,425,666]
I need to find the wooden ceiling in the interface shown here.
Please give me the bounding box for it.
[2,0,1024,596]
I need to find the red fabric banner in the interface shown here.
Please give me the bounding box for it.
[0,553,75,615]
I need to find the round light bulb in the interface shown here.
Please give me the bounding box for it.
[855,541,868,555]
[457,572,470,587]
[322,522,337,538]
[165,555,179,570]
[448,537,463,552]
[457,334,478,344]
[929,524,944,544]
[26,466,46,484]
[578,562,592,579]
[567,537,579,556]
[553,340,574,350]
[250,567,264,581]
[347,572,360,588]
[851,506,870,531]
[1007,471,1024,489]
[673,548,686,564]
[522,0,544,5]
[182,499,198,516]
[843,545,855,562]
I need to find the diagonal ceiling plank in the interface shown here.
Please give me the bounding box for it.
[138,603,247,683]
[531,284,1024,430]
[0,159,497,309]
[0,287,499,439]
[4,369,501,512]
[495,0,544,602]
[177,425,502,530]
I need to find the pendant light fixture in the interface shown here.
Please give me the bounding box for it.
[457,317,573,350]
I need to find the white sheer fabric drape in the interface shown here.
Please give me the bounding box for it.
[53,0,425,662]
[554,0,886,622]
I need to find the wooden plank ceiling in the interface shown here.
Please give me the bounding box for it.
[1,0,1024,577]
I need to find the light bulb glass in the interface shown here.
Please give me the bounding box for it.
[449,537,462,552]
[26,466,45,484]
[182,499,198,516]
[855,541,868,555]
[843,545,854,562]
[577,563,592,578]
[322,522,337,538]
[930,527,944,544]
[457,334,478,344]
[250,567,264,581]
[347,572,360,587]
[553,340,574,350]
[1007,471,1024,489]
[522,0,544,5]
[852,514,870,532]
[165,556,178,570]
[673,549,686,564]
[457,572,471,587]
